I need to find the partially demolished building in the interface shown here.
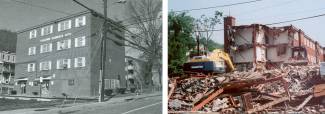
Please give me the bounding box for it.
[224,16,324,71]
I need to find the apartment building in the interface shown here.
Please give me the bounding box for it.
[0,51,15,94]
[14,11,126,98]
[224,16,324,71]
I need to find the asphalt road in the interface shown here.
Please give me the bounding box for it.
[0,95,162,114]
[64,96,162,114]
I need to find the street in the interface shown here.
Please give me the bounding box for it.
[0,95,162,114]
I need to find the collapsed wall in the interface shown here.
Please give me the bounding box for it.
[224,16,324,71]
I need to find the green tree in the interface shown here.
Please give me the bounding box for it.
[168,12,196,74]
[199,38,223,52]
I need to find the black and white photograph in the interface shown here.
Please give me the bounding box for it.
[0,0,162,114]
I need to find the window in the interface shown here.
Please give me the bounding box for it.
[75,16,86,27]
[128,60,133,66]
[27,63,35,72]
[40,43,52,53]
[41,25,53,36]
[58,20,71,31]
[29,30,37,39]
[57,59,71,69]
[75,36,86,47]
[74,57,85,67]
[28,47,36,55]
[40,61,52,71]
[33,81,39,86]
[68,80,74,86]
[57,39,71,50]
[128,69,134,75]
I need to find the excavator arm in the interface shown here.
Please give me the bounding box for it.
[208,49,235,72]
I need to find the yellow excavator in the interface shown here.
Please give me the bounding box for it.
[183,49,235,74]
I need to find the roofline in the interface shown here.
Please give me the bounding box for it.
[16,10,91,33]
[232,24,323,47]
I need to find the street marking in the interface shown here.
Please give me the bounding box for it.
[121,102,161,114]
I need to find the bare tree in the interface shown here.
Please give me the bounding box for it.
[195,11,222,54]
[124,0,162,88]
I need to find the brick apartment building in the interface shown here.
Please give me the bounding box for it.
[14,11,126,98]
[0,51,15,94]
[224,16,324,71]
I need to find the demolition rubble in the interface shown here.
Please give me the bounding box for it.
[168,65,325,113]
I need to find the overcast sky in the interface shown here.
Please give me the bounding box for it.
[0,0,130,32]
[169,0,325,45]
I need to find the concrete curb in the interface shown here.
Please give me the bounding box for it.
[104,92,162,104]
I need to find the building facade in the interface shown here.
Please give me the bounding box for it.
[224,16,324,71]
[0,51,15,94]
[15,11,126,98]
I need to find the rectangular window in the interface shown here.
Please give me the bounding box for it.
[57,39,71,50]
[41,25,53,36]
[33,81,39,86]
[68,80,74,86]
[75,36,86,47]
[28,47,36,55]
[29,30,37,39]
[40,61,52,71]
[57,59,71,69]
[58,20,72,32]
[75,16,86,27]
[40,43,52,53]
[74,57,85,68]
[27,63,35,72]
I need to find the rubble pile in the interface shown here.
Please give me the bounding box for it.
[168,65,325,113]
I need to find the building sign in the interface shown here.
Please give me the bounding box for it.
[40,33,72,42]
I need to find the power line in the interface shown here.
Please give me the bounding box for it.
[194,12,325,32]
[236,0,297,16]
[123,17,162,27]
[10,0,72,15]
[118,10,162,23]
[173,0,262,12]
[265,13,325,25]
[239,6,325,21]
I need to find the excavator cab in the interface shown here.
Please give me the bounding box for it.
[183,49,234,74]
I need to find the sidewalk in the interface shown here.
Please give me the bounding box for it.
[0,92,161,114]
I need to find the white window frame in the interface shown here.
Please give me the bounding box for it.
[57,59,71,69]
[40,43,52,53]
[75,16,86,27]
[29,30,37,39]
[27,63,35,72]
[40,61,52,71]
[58,20,72,32]
[74,57,85,68]
[28,47,36,55]
[57,39,71,50]
[75,36,86,47]
[41,25,53,36]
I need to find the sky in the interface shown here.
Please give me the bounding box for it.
[169,0,325,45]
[0,0,130,32]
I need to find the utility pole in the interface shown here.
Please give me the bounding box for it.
[73,0,107,102]
[99,0,108,102]
[73,0,125,102]
[195,24,200,56]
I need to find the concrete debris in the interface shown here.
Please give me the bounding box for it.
[168,65,325,113]
[211,98,229,112]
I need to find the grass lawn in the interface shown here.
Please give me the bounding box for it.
[0,98,93,111]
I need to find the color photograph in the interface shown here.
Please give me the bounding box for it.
[168,0,325,113]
